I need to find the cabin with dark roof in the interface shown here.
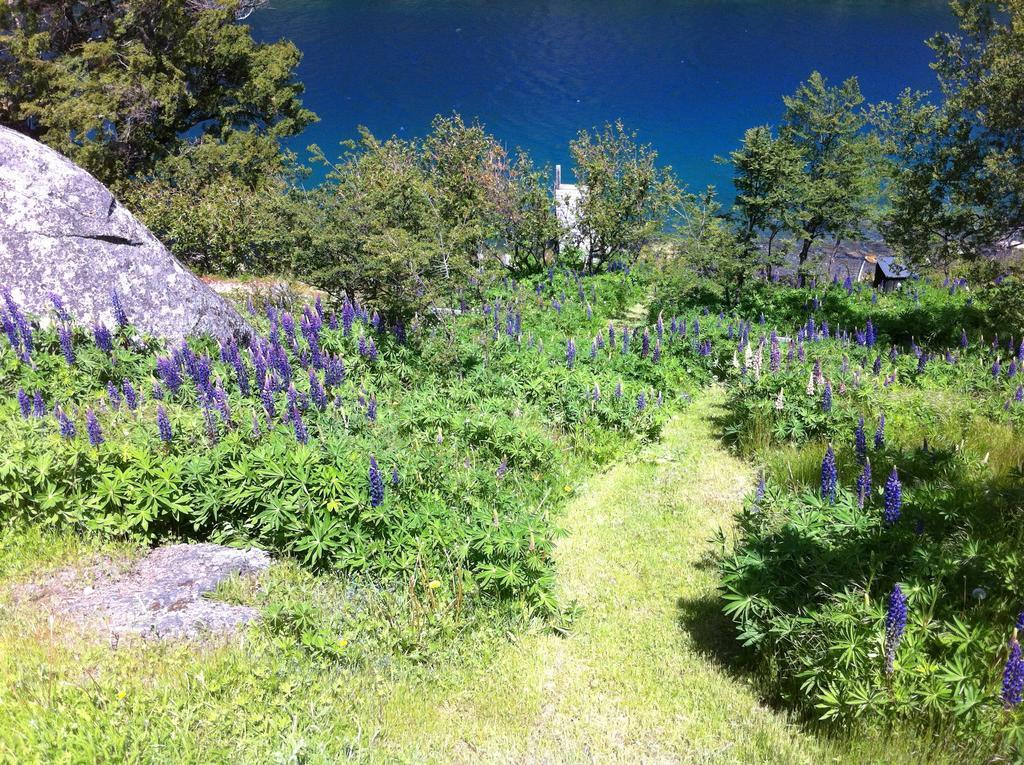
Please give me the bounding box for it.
[873,256,913,292]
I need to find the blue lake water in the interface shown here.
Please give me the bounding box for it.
[250,0,954,191]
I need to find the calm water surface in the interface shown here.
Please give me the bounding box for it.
[250,0,954,190]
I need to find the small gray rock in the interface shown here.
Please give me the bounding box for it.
[0,126,252,343]
[16,543,272,640]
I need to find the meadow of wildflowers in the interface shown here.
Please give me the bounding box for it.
[0,270,709,615]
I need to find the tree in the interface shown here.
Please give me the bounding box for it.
[0,0,315,190]
[569,121,681,273]
[727,125,805,279]
[295,130,444,321]
[875,0,1024,266]
[779,72,879,283]
[678,188,756,308]
[490,153,562,278]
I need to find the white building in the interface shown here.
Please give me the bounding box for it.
[553,164,588,255]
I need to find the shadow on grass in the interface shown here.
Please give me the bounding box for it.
[675,593,749,678]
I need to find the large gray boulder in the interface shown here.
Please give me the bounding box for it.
[0,126,251,343]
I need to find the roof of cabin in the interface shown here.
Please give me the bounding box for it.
[875,256,913,279]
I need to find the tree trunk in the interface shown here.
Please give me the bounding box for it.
[797,237,814,287]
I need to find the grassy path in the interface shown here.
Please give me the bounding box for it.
[2,388,932,763]
[361,388,831,763]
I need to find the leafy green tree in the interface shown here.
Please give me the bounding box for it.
[674,188,755,308]
[296,130,444,320]
[875,0,1023,267]
[570,121,681,273]
[296,118,559,317]
[0,0,314,189]
[779,72,879,283]
[727,125,805,280]
[491,153,562,278]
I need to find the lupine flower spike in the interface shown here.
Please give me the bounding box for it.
[884,584,908,675]
[820,445,838,503]
[369,456,385,507]
[883,468,902,525]
[1002,639,1024,707]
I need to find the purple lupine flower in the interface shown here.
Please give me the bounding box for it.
[641,329,650,358]
[391,466,400,487]
[369,456,384,507]
[260,378,276,420]
[93,323,113,353]
[865,318,876,348]
[496,457,508,480]
[291,406,308,444]
[54,324,75,366]
[874,415,886,449]
[106,381,121,411]
[622,326,630,355]
[637,391,646,412]
[48,292,70,323]
[608,322,616,351]
[32,390,45,418]
[366,394,377,422]
[656,313,664,341]
[1015,385,1023,403]
[309,369,327,411]
[590,340,598,360]
[992,358,1002,378]
[854,417,867,464]
[960,328,969,349]
[286,383,299,418]
[653,339,661,363]
[872,355,882,375]
[10,306,32,361]
[16,388,30,418]
[341,299,355,335]
[86,409,103,446]
[769,331,780,372]
[0,308,20,353]
[54,405,75,439]
[213,381,232,426]
[820,445,838,502]
[884,584,908,674]
[156,405,173,443]
[111,288,129,328]
[1016,611,1024,631]
[155,357,183,395]
[1003,640,1024,707]
[883,468,902,525]
[821,379,832,412]
[250,412,262,439]
[281,312,297,347]
[856,459,872,508]
[566,337,576,369]
[614,381,623,399]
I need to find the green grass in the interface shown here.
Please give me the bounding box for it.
[0,389,967,763]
